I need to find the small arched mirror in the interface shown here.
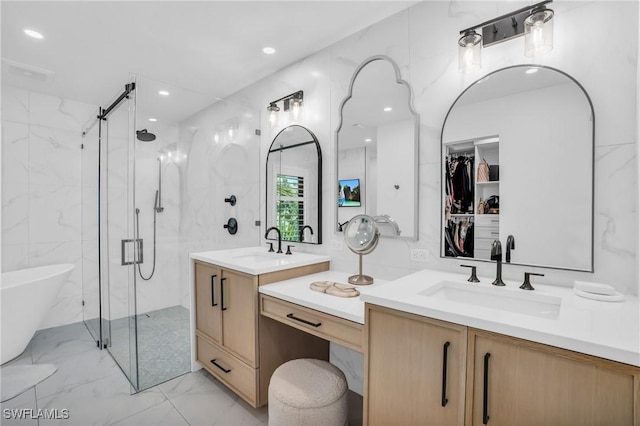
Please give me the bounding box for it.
[266,125,322,244]
[336,56,419,239]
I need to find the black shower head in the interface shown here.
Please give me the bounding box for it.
[136,129,156,142]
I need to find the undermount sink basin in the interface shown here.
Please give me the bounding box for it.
[231,253,290,265]
[419,280,561,319]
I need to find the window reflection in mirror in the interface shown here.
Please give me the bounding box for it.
[266,125,322,244]
[336,56,419,239]
[441,65,594,271]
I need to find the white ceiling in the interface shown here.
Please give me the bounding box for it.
[1,1,413,123]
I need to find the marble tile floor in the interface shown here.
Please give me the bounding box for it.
[1,322,363,426]
[0,322,266,426]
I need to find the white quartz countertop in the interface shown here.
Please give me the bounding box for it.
[359,268,640,367]
[190,246,331,275]
[259,271,389,324]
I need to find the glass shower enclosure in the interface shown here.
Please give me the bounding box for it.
[81,78,190,392]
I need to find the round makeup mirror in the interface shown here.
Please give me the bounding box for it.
[344,214,380,285]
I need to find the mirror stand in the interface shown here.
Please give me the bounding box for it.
[344,214,380,285]
[348,254,374,285]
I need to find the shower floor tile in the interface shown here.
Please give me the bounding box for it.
[107,305,191,390]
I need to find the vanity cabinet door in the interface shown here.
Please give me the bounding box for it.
[365,305,467,426]
[468,329,639,426]
[195,261,222,344]
[220,268,258,367]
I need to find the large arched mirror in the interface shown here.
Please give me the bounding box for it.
[336,56,419,239]
[441,65,594,271]
[266,125,322,244]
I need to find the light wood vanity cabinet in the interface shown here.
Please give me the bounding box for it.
[194,259,330,408]
[364,304,640,426]
[195,262,256,364]
[261,294,364,352]
[467,329,640,426]
[364,305,468,426]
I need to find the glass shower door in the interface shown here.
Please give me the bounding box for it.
[81,114,102,346]
[101,87,140,390]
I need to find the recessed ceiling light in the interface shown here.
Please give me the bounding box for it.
[526,68,539,74]
[24,29,43,39]
[365,138,372,142]
[383,107,393,112]
[158,90,170,96]
[262,47,276,55]
[148,118,157,122]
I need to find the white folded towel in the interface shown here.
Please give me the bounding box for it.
[573,280,617,295]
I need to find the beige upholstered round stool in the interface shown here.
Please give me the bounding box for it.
[268,358,348,426]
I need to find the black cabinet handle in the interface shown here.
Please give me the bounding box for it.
[210,275,218,307]
[442,341,450,407]
[210,359,231,374]
[220,277,227,311]
[286,313,321,327]
[483,353,491,425]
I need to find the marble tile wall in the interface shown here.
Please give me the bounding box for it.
[179,0,636,394]
[197,1,627,293]
[1,85,96,328]
[192,1,637,293]
[2,82,184,328]
[2,0,636,394]
[177,98,262,308]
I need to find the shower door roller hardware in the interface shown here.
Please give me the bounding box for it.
[224,218,238,235]
[224,195,237,206]
[121,238,144,265]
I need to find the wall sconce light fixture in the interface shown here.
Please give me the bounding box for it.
[458,0,554,73]
[267,90,304,127]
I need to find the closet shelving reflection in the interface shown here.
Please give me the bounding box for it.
[443,137,500,260]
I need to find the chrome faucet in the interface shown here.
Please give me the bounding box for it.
[299,225,314,242]
[506,235,515,263]
[265,227,283,253]
[490,240,505,286]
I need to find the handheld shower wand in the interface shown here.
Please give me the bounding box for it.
[155,158,164,213]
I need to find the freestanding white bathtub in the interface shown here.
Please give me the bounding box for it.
[1,264,74,365]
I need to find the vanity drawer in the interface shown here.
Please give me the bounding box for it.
[475,237,496,252]
[260,294,364,352]
[474,248,492,260]
[196,334,258,406]
[474,226,500,239]
[475,215,500,227]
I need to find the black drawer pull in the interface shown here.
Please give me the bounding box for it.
[483,352,491,425]
[210,275,217,306]
[210,359,231,373]
[220,277,227,311]
[442,341,450,407]
[286,313,321,327]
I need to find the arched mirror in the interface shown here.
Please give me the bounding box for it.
[336,56,419,239]
[266,125,322,244]
[441,65,594,271]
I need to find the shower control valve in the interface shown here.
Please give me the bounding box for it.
[224,218,238,235]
